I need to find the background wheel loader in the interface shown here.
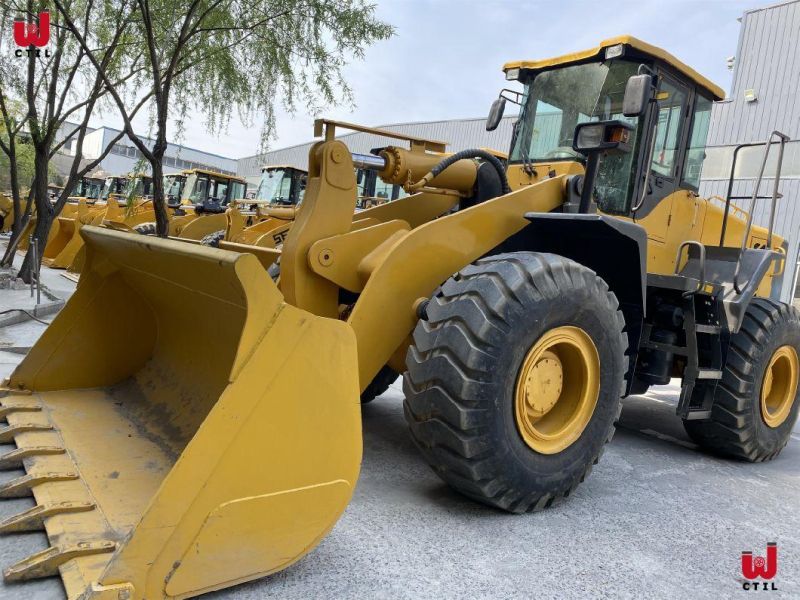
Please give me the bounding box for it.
[199,165,309,248]
[129,169,248,240]
[1,36,798,599]
[14,175,105,250]
[39,175,153,270]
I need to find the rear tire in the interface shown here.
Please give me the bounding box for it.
[683,299,800,461]
[134,222,156,236]
[403,252,627,513]
[201,230,225,247]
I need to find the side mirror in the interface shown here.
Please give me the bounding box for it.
[623,74,653,117]
[486,97,506,131]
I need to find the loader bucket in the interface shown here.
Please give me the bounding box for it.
[0,226,361,599]
[42,216,79,264]
[175,212,229,240]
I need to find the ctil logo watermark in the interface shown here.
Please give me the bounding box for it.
[13,11,50,57]
[741,542,778,591]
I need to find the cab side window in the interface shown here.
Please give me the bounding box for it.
[651,79,687,177]
[682,95,712,189]
[217,180,230,203]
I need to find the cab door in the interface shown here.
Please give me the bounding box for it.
[632,74,690,274]
[664,92,715,260]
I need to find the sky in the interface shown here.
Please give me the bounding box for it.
[89,0,780,160]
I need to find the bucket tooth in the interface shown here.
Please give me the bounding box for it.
[0,401,42,421]
[0,501,95,533]
[0,446,65,470]
[3,540,116,582]
[0,472,79,498]
[0,423,53,443]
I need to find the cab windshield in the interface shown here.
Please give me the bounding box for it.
[510,59,642,213]
[69,179,88,197]
[99,178,121,201]
[181,173,208,203]
[123,177,151,199]
[256,169,293,204]
[86,181,101,199]
[164,175,185,201]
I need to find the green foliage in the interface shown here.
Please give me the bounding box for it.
[141,0,394,149]
[0,138,34,191]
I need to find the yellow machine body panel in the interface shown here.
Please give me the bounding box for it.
[620,190,784,296]
[1,226,361,598]
[174,211,231,240]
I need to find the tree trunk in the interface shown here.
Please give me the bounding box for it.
[18,146,53,282]
[17,206,55,282]
[1,149,26,268]
[151,130,169,237]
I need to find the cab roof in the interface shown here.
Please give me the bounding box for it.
[261,164,308,174]
[503,35,725,101]
[180,168,246,182]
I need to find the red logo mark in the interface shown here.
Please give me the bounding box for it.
[13,12,50,48]
[742,543,778,580]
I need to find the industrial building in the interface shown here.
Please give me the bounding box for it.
[51,123,238,180]
[699,0,800,303]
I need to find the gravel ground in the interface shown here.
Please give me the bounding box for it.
[0,269,798,599]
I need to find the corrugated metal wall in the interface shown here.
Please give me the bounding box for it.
[707,0,800,146]
[237,116,516,177]
[700,0,800,301]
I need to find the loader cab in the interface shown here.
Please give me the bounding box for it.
[356,167,407,209]
[163,173,187,206]
[254,166,308,206]
[99,176,126,202]
[122,174,154,200]
[499,37,724,254]
[67,177,103,201]
[181,169,247,207]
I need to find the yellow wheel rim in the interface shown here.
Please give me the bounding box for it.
[760,345,799,428]
[514,326,600,454]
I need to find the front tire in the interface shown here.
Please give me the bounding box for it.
[134,222,156,236]
[403,252,627,513]
[201,230,225,247]
[684,299,800,461]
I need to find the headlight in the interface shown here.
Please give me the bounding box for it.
[576,124,605,150]
[572,120,634,155]
[605,44,624,59]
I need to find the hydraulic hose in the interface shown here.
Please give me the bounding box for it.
[410,149,510,195]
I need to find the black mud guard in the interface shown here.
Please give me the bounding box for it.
[501,213,648,394]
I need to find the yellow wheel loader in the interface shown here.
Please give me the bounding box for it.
[1,36,799,599]
[130,169,248,240]
[43,175,154,270]
[197,165,308,248]
[15,176,104,252]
